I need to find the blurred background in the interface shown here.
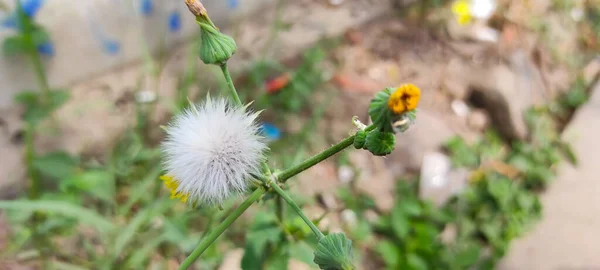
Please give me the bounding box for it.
[0,0,598,269]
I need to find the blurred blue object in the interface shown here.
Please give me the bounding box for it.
[168,11,181,33]
[260,123,282,141]
[101,39,120,55]
[1,0,46,29]
[37,41,54,56]
[21,0,45,17]
[140,0,153,16]
[227,0,239,9]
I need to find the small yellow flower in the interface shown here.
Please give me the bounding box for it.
[387,84,421,115]
[160,175,190,203]
[452,0,472,25]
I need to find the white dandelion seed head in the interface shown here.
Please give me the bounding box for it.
[161,97,267,205]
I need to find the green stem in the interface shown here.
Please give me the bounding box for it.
[269,181,325,240]
[17,2,51,106]
[277,125,374,182]
[24,123,39,200]
[178,187,266,270]
[276,195,284,222]
[220,63,243,106]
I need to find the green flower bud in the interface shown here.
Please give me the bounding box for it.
[313,233,355,270]
[353,130,367,149]
[186,0,237,65]
[365,129,395,156]
[198,21,237,65]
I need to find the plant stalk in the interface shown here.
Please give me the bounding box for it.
[220,63,243,106]
[178,187,266,270]
[24,123,39,200]
[277,125,374,182]
[269,181,325,240]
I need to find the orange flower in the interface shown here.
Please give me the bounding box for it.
[387,84,421,114]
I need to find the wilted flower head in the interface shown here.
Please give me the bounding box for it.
[161,97,267,205]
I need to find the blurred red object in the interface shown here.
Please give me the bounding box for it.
[265,73,291,94]
[332,73,383,93]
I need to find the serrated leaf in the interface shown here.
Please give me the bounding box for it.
[314,233,355,270]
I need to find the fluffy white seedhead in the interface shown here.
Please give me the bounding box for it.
[162,97,267,205]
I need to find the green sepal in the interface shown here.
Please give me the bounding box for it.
[365,130,395,156]
[353,130,367,149]
[313,233,355,270]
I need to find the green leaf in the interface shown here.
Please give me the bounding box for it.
[313,233,355,270]
[241,243,263,270]
[365,130,395,156]
[368,87,394,132]
[453,242,481,268]
[487,178,512,210]
[265,245,290,270]
[406,253,428,270]
[15,90,70,124]
[125,235,168,268]
[32,27,51,48]
[0,200,114,233]
[3,35,26,56]
[391,204,410,239]
[32,151,79,180]
[112,201,170,259]
[290,241,317,266]
[375,240,401,267]
[400,200,422,217]
[445,136,479,168]
[64,170,115,202]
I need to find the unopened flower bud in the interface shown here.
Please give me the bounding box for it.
[198,24,237,65]
[184,0,237,65]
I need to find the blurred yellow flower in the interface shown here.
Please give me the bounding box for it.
[452,0,472,25]
[160,175,189,203]
[387,84,421,115]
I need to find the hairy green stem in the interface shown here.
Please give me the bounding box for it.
[277,125,374,182]
[269,181,325,240]
[220,63,243,106]
[178,187,266,270]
